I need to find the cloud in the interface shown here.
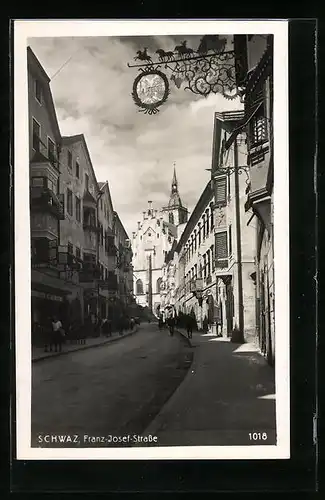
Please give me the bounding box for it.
[29,34,239,236]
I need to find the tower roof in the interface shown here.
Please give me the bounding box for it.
[168,165,183,208]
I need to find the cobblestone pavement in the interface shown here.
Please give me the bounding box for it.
[31,323,193,447]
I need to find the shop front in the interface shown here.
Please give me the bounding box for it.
[31,285,70,347]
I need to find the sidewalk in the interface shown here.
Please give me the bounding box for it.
[32,326,139,362]
[141,328,276,446]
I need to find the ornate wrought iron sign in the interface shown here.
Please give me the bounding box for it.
[132,69,170,115]
[127,36,240,113]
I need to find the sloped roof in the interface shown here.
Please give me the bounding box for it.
[27,47,61,144]
[62,134,99,193]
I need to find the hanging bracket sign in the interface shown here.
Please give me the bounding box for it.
[132,69,170,115]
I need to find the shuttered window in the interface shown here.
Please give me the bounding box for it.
[215,177,227,206]
[215,231,228,259]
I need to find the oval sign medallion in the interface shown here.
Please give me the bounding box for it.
[132,70,170,114]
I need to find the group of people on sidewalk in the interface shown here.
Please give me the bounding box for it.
[38,313,137,353]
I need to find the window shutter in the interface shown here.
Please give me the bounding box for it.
[215,232,228,259]
[215,177,227,204]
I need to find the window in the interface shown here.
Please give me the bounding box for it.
[206,209,210,235]
[157,278,162,293]
[76,196,81,222]
[136,279,144,295]
[211,245,215,271]
[32,118,40,151]
[169,212,174,224]
[207,250,211,276]
[35,79,42,103]
[47,138,55,164]
[67,150,73,170]
[198,223,201,246]
[215,177,227,206]
[157,233,159,238]
[31,177,45,188]
[215,231,228,260]
[210,203,214,229]
[47,178,54,192]
[85,173,89,191]
[250,99,268,146]
[76,161,80,179]
[76,247,81,260]
[203,254,207,279]
[202,215,206,240]
[194,264,198,279]
[67,242,73,255]
[228,225,232,256]
[67,188,73,216]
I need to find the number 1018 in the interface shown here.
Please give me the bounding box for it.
[249,432,268,441]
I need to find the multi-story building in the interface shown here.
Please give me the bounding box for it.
[173,110,256,340]
[132,169,188,315]
[28,46,68,340]
[229,35,274,364]
[28,46,132,340]
[113,212,134,317]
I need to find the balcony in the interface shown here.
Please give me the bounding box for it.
[79,262,101,283]
[98,274,118,291]
[83,189,97,209]
[30,187,65,220]
[206,274,212,285]
[83,221,98,232]
[215,259,228,269]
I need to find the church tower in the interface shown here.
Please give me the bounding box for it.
[162,164,188,226]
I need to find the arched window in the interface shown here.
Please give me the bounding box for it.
[169,212,174,224]
[136,279,144,295]
[157,277,162,293]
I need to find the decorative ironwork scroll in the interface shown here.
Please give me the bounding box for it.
[127,36,241,112]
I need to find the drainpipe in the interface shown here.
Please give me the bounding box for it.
[234,137,245,342]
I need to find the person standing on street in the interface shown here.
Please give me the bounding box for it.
[51,316,64,352]
[168,315,175,336]
[186,314,193,339]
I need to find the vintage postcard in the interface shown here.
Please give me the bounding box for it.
[14,19,289,460]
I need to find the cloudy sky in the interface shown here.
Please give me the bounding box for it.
[28,34,243,236]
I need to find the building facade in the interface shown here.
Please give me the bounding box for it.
[230,35,274,364]
[132,169,188,315]
[167,110,256,341]
[28,46,132,343]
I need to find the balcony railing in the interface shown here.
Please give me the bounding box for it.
[206,274,212,285]
[215,259,228,269]
[83,221,97,232]
[30,187,65,220]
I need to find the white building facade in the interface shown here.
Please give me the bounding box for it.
[132,169,188,315]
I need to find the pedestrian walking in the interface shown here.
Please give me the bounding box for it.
[118,314,124,336]
[130,317,135,331]
[168,315,175,336]
[51,316,65,352]
[186,314,193,339]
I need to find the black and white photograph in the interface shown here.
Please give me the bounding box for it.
[14,20,289,460]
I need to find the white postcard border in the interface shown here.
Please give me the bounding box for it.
[14,19,290,460]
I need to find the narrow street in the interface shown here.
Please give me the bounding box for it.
[31,324,193,447]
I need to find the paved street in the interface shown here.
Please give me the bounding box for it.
[31,323,193,447]
[142,330,277,447]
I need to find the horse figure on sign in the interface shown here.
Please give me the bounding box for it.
[174,40,195,58]
[156,49,174,61]
[134,48,152,63]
